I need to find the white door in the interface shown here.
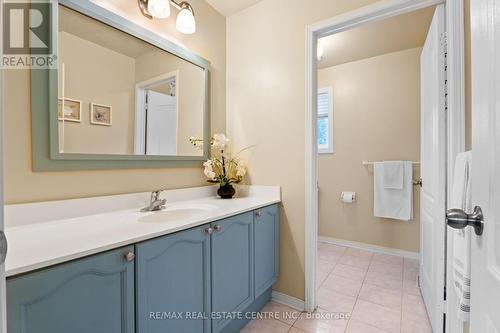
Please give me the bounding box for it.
[469,0,500,331]
[420,4,446,332]
[146,90,177,155]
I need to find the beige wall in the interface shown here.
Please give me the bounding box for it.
[317,48,422,252]
[3,0,225,204]
[58,32,136,155]
[227,0,378,300]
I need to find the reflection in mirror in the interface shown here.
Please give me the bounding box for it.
[57,5,205,157]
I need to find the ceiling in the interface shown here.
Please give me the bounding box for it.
[318,6,435,69]
[59,6,156,59]
[205,0,263,17]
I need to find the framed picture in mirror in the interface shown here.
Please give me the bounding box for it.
[90,103,112,126]
[57,98,81,122]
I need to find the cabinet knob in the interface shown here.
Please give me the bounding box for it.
[204,227,214,235]
[214,225,222,232]
[255,211,262,218]
[124,252,135,262]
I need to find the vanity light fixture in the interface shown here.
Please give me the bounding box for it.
[176,2,196,34]
[138,0,196,34]
[147,0,171,18]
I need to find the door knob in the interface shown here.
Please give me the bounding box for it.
[446,206,484,236]
[124,252,135,262]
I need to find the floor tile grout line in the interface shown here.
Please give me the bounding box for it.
[347,249,405,332]
[346,254,370,332]
[318,245,426,333]
[321,245,354,333]
[243,250,424,332]
[358,255,405,332]
[318,260,338,290]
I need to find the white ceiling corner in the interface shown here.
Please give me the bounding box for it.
[205,0,263,17]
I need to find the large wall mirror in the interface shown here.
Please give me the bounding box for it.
[32,0,210,170]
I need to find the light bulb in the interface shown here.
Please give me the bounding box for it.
[147,0,171,19]
[176,2,196,34]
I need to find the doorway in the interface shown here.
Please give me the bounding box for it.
[134,71,179,155]
[305,1,466,333]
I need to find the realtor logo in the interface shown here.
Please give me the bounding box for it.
[2,1,56,68]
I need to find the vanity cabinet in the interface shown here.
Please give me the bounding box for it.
[136,224,212,333]
[6,204,280,333]
[254,205,280,298]
[211,212,255,333]
[7,246,135,333]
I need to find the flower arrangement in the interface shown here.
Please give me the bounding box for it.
[190,134,248,199]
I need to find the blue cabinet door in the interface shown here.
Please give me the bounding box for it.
[7,246,135,333]
[136,225,211,333]
[254,204,280,297]
[211,212,254,333]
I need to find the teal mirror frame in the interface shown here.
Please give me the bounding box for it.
[32,0,211,171]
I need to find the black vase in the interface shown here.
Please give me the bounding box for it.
[217,184,235,199]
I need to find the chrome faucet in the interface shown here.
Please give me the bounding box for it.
[141,190,167,212]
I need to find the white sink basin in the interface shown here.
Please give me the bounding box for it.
[138,204,218,223]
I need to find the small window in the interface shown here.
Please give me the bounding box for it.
[317,87,333,154]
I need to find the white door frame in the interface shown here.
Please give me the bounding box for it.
[134,70,179,154]
[0,0,6,330]
[444,1,467,332]
[304,1,466,326]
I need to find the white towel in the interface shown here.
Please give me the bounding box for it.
[383,161,404,189]
[373,161,413,221]
[451,151,472,322]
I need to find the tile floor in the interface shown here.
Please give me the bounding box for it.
[240,242,432,333]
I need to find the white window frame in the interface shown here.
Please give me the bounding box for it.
[317,87,333,154]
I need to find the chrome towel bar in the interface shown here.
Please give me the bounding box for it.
[361,161,422,187]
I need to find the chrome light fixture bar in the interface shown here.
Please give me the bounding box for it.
[138,0,196,34]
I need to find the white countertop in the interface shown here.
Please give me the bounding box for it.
[5,185,280,277]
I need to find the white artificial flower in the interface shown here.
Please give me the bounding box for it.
[212,133,229,149]
[236,160,247,178]
[203,160,216,180]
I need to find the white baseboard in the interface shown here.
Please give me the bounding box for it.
[271,291,305,311]
[319,236,420,260]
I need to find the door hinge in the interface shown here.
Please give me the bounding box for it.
[440,31,448,50]
[442,31,449,112]
[442,285,447,314]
